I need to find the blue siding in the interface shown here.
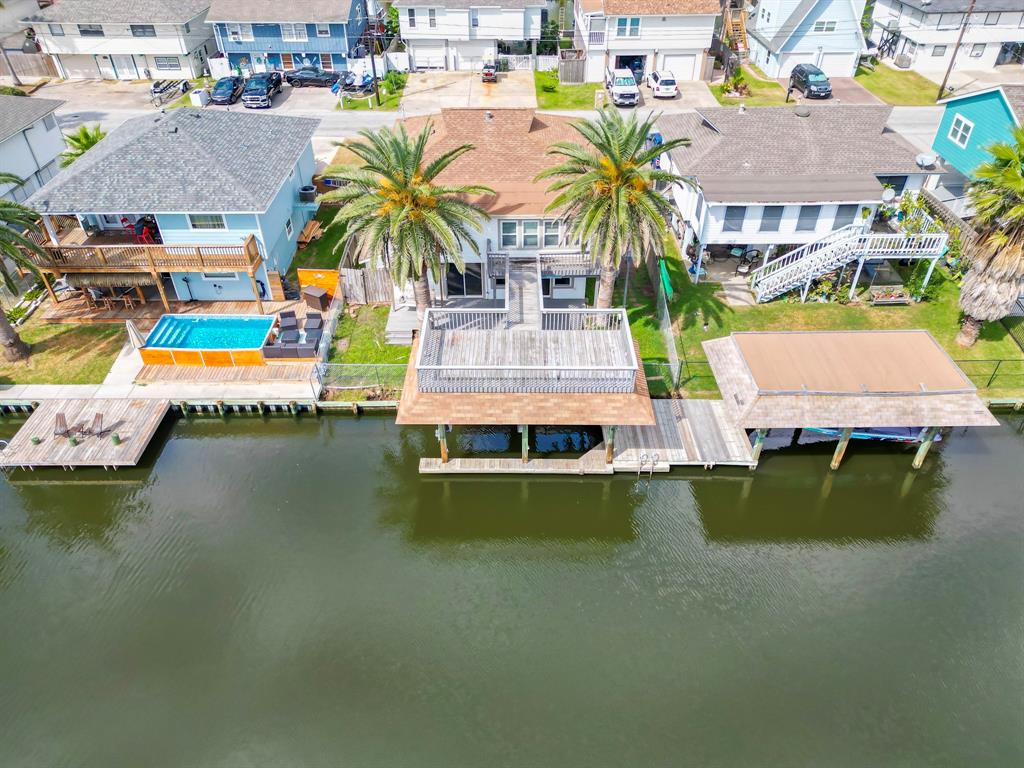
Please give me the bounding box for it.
[933,90,1019,178]
[213,6,368,66]
[256,144,318,275]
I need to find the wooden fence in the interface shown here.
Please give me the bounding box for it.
[339,267,392,304]
[558,58,586,84]
[0,49,59,81]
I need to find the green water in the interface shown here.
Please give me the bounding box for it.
[1,413,1022,767]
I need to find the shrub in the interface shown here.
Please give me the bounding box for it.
[23,287,44,302]
[905,259,947,302]
[5,305,28,323]
[382,70,407,92]
[0,85,27,97]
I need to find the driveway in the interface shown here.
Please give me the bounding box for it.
[400,70,537,112]
[944,64,1024,92]
[621,79,718,111]
[776,76,881,105]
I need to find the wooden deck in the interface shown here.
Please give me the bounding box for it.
[613,399,755,470]
[44,297,309,327]
[420,444,613,475]
[136,363,314,384]
[0,399,170,469]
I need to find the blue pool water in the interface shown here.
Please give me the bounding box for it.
[145,314,274,350]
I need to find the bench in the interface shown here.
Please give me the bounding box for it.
[298,220,324,247]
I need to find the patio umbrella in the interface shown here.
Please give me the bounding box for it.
[126,320,148,350]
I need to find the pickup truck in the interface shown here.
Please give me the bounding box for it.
[241,72,283,109]
[605,68,640,107]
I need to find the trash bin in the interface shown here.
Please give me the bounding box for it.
[302,285,329,311]
[190,88,210,107]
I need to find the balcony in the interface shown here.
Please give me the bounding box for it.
[488,250,600,278]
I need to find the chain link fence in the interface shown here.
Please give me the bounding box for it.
[316,364,407,398]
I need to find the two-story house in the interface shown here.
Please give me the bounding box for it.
[0,95,65,204]
[395,0,546,70]
[21,0,214,80]
[24,109,320,317]
[934,84,1023,177]
[870,1,1024,77]
[746,0,868,78]
[207,0,367,75]
[572,0,718,83]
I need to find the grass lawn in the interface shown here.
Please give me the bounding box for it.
[0,316,124,385]
[166,77,215,109]
[328,305,410,364]
[612,259,672,396]
[337,84,404,111]
[535,70,600,110]
[287,207,348,281]
[710,66,789,107]
[853,64,941,106]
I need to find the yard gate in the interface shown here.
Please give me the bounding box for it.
[340,267,393,305]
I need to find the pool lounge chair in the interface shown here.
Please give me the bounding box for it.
[54,412,72,438]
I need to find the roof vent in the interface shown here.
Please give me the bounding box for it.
[484,111,493,122]
[168,126,178,134]
[794,105,811,118]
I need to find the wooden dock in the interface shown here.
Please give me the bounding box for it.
[0,399,170,469]
[421,444,613,475]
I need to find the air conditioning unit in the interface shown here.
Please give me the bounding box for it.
[894,53,911,68]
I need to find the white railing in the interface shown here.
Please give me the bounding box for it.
[488,250,599,277]
[588,30,605,46]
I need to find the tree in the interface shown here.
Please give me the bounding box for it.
[956,126,1024,347]
[59,124,106,168]
[320,125,494,319]
[537,108,694,308]
[0,173,47,362]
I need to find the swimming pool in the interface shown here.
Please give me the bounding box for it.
[146,314,275,351]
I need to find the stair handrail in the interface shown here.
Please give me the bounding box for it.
[750,224,863,285]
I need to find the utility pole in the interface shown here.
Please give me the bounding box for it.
[937,0,975,101]
[362,0,382,106]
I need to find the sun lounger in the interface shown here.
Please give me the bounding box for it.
[54,412,72,438]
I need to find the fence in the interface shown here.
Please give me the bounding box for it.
[654,281,682,387]
[339,267,392,305]
[315,294,345,362]
[317,363,407,393]
[0,49,59,81]
[497,54,533,71]
[953,359,1024,391]
[536,55,559,71]
[558,58,586,84]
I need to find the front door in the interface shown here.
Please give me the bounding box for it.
[112,54,138,79]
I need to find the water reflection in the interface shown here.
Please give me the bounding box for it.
[451,425,603,458]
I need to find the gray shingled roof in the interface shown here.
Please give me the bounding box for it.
[28,109,319,215]
[897,0,1021,11]
[207,0,352,23]
[0,94,64,144]
[395,0,543,7]
[21,0,210,24]
[999,85,1024,124]
[747,0,817,54]
[657,105,933,203]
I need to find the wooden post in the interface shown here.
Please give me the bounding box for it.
[830,427,854,470]
[39,271,58,304]
[912,427,939,470]
[749,428,768,469]
[41,215,59,245]
[520,425,529,463]
[134,285,146,304]
[920,257,939,296]
[248,270,265,315]
[153,273,171,312]
[437,424,449,464]
[605,425,616,464]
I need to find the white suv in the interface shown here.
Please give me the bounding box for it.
[605,68,640,107]
[646,71,678,99]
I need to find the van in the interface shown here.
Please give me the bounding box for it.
[605,68,639,107]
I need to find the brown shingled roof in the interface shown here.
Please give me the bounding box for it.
[601,0,720,14]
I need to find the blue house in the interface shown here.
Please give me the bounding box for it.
[206,0,367,74]
[26,109,320,315]
[933,85,1024,178]
[746,0,868,78]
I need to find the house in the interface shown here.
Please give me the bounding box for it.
[0,94,65,204]
[933,84,1023,177]
[394,0,546,71]
[571,0,719,83]
[20,0,215,80]
[869,1,1024,76]
[24,109,319,316]
[746,0,868,78]
[656,105,947,301]
[206,0,368,75]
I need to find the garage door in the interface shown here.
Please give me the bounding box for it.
[816,51,856,77]
[57,55,101,79]
[662,53,697,80]
[412,42,446,70]
[454,41,494,71]
[778,52,816,78]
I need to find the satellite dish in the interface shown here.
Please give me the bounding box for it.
[881,187,897,203]
[915,152,937,168]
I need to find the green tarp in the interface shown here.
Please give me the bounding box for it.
[659,259,673,300]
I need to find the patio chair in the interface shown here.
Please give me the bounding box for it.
[82,413,105,437]
[53,412,72,438]
[735,250,762,277]
[296,343,317,359]
[304,314,324,330]
[279,311,298,330]
[304,328,323,345]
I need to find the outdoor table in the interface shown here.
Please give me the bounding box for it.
[302,286,329,312]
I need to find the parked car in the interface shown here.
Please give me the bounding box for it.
[481,64,497,83]
[241,72,283,108]
[788,63,832,99]
[605,68,640,107]
[646,70,678,99]
[284,67,341,88]
[209,76,245,105]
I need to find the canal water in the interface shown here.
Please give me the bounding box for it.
[1,413,1022,767]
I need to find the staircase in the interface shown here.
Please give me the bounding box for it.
[749,225,949,303]
[725,8,749,61]
[506,258,542,330]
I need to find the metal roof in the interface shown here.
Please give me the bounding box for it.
[0,94,64,144]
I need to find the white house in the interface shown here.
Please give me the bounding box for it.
[21,0,215,80]
[572,0,719,83]
[0,94,65,203]
[746,0,869,78]
[869,0,1024,77]
[394,0,546,70]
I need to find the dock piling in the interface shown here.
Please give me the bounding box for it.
[912,427,939,469]
[830,428,854,470]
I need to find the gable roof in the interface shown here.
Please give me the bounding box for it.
[937,84,1024,127]
[21,0,209,24]
[0,95,64,144]
[748,0,817,53]
[27,109,318,215]
[656,105,933,203]
[207,0,352,22]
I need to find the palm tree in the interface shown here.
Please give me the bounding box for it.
[319,124,493,319]
[59,124,106,168]
[0,173,46,362]
[537,108,694,308]
[956,126,1024,347]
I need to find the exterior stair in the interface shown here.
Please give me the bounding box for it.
[725,8,749,61]
[506,258,542,330]
[749,224,949,303]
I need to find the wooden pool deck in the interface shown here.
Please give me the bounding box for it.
[135,363,314,384]
[0,398,170,469]
[43,297,308,327]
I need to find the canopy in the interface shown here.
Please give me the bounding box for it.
[66,273,156,288]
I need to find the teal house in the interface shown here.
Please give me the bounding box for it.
[933,85,1023,178]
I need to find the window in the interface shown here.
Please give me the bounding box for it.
[48,23,64,36]
[445,263,483,296]
[723,206,746,232]
[78,24,104,36]
[131,24,156,37]
[226,23,253,41]
[554,277,573,288]
[812,20,837,32]
[693,191,704,226]
[760,8,771,23]
[201,272,238,280]
[471,9,479,28]
[154,56,181,70]
[316,23,331,37]
[37,160,58,185]
[500,221,518,247]
[832,204,858,230]
[407,8,416,27]
[280,23,308,42]
[285,217,294,238]
[796,205,821,231]
[905,40,918,56]
[932,45,947,56]
[522,220,539,247]
[970,43,985,58]
[983,12,1000,25]
[543,220,560,247]
[184,22,190,33]
[948,114,973,148]
[937,13,963,30]
[188,214,226,230]
[616,17,640,37]
[429,9,436,28]
[758,206,783,232]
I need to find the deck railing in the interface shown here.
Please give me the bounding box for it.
[25,235,262,273]
[488,250,599,278]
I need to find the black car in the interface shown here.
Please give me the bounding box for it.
[241,72,283,108]
[788,63,832,98]
[285,67,341,87]
[209,75,244,105]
